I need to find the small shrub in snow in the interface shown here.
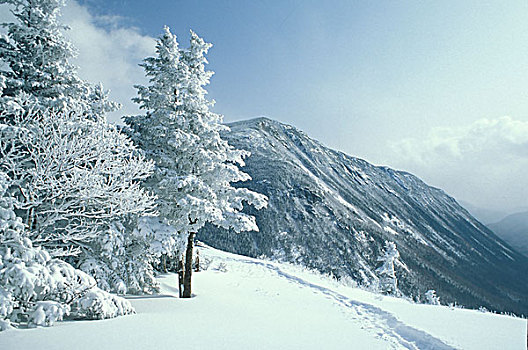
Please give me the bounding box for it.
[338,275,359,289]
[0,172,134,330]
[0,234,135,329]
[424,290,440,305]
[198,255,213,271]
[478,306,489,313]
[72,289,135,320]
[448,302,464,310]
[29,301,69,327]
[211,262,228,273]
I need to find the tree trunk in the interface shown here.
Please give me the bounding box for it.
[182,232,195,298]
[177,258,184,298]
[194,250,200,272]
[161,254,167,273]
[26,207,34,230]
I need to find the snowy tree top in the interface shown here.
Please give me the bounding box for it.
[0,0,118,114]
[125,27,267,235]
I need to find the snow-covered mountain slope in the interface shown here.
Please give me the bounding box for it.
[488,212,528,257]
[1,245,525,350]
[199,117,528,315]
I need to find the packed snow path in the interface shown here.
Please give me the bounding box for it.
[1,245,525,349]
[223,257,452,349]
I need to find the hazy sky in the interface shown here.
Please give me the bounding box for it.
[2,0,527,213]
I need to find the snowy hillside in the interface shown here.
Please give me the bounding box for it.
[199,117,528,315]
[1,245,525,350]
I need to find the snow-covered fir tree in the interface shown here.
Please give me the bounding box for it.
[376,241,401,296]
[425,290,440,305]
[125,27,267,297]
[0,0,158,294]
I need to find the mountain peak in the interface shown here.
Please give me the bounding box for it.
[228,116,288,130]
[202,117,528,315]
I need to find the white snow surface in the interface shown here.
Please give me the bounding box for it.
[1,245,525,350]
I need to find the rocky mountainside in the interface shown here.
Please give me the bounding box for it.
[198,117,528,315]
[488,212,528,257]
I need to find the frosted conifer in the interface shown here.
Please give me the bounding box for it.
[125,27,267,297]
[376,241,401,296]
[425,290,440,305]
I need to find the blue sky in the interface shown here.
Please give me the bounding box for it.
[3,0,527,213]
[79,0,528,213]
[77,0,528,152]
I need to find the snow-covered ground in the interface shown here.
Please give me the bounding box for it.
[1,245,525,350]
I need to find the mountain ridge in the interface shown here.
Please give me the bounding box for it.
[488,211,528,257]
[199,117,528,314]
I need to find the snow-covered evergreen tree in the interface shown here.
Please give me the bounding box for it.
[376,241,401,296]
[0,171,135,331]
[125,27,267,297]
[0,0,158,294]
[425,289,440,305]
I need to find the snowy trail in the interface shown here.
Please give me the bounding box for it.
[1,245,525,350]
[212,251,454,350]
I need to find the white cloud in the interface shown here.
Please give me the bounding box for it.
[390,116,528,212]
[61,1,155,123]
